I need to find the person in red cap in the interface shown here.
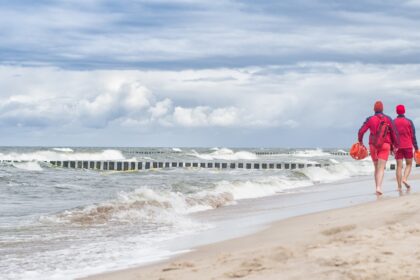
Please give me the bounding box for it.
[358,101,398,195]
[393,104,418,190]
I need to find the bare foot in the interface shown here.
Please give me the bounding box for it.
[376,187,383,195]
[402,180,411,189]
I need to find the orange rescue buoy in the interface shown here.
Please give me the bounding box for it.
[350,142,368,160]
[415,150,420,165]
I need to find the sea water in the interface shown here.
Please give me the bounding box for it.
[0,147,374,280]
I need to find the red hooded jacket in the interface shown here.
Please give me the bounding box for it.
[358,112,398,147]
[393,115,418,150]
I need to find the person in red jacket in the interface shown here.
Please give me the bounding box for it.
[393,104,418,190]
[358,101,398,195]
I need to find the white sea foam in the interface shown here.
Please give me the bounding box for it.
[299,161,373,183]
[29,187,213,280]
[212,177,313,200]
[52,148,74,153]
[0,149,126,162]
[189,148,258,161]
[141,156,155,160]
[292,148,331,157]
[2,224,195,280]
[44,170,343,229]
[12,162,43,171]
[172,148,182,152]
[41,159,373,228]
[301,167,342,183]
[294,159,320,164]
[40,176,308,229]
[4,247,185,280]
[40,187,231,227]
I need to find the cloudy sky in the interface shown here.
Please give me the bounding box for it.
[1,0,419,147]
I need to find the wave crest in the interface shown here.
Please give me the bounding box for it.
[0,149,126,162]
[292,148,331,157]
[12,162,43,171]
[39,160,373,226]
[40,188,235,226]
[189,148,258,161]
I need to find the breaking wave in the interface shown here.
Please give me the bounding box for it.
[52,148,74,153]
[299,161,373,183]
[40,187,234,226]
[0,149,127,162]
[291,148,331,157]
[12,162,43,171]
[189,148,258,161]
[39,158,373,227]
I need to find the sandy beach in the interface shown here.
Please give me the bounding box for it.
[81,172,420,280]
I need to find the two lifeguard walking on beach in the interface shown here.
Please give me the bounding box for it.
[357,101,418,195]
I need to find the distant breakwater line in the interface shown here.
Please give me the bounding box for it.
[0,159,409,171]
[48,160,329,171]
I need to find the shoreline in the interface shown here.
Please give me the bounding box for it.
[82,192,420,280]
[81,172,420,280]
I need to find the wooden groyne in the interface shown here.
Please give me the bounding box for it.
[48,160,331,171]
[44,160,406,171]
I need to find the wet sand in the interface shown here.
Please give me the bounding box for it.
[82,170,420,280]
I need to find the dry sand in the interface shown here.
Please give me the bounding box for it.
[82,187,420,280]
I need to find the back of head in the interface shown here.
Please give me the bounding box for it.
[374,101,383,113]
[396,104,405,115]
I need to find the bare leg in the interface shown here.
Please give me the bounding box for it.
[403,158,413,189]
[375,159,387,195]
[396,159,403,190]
[373,160,378,188]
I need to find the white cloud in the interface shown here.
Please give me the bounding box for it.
[0,62,420,145]
[73,81,154,127]
[173,106,240,127]
[120,83,153,111]
[149,98,172,119]
[208,107,240,126]
[173,106,209,127]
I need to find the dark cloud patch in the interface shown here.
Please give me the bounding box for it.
[1,1,420,69]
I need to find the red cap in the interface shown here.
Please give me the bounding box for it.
[396,104,405,115]
[374,101,383,113]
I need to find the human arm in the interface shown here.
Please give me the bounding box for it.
[358,117,370,144]
[389,117,399,149]
[409,119,418,150]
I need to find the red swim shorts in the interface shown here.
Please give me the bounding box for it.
[369,143,391,161]
[395,148,414,160]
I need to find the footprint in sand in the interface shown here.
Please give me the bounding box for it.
[407,225,420,235]
[270,246,294,262]
[217,253,233,264]
[225,258,266,278]
[162,261,195,272]
[321,224,356,236]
